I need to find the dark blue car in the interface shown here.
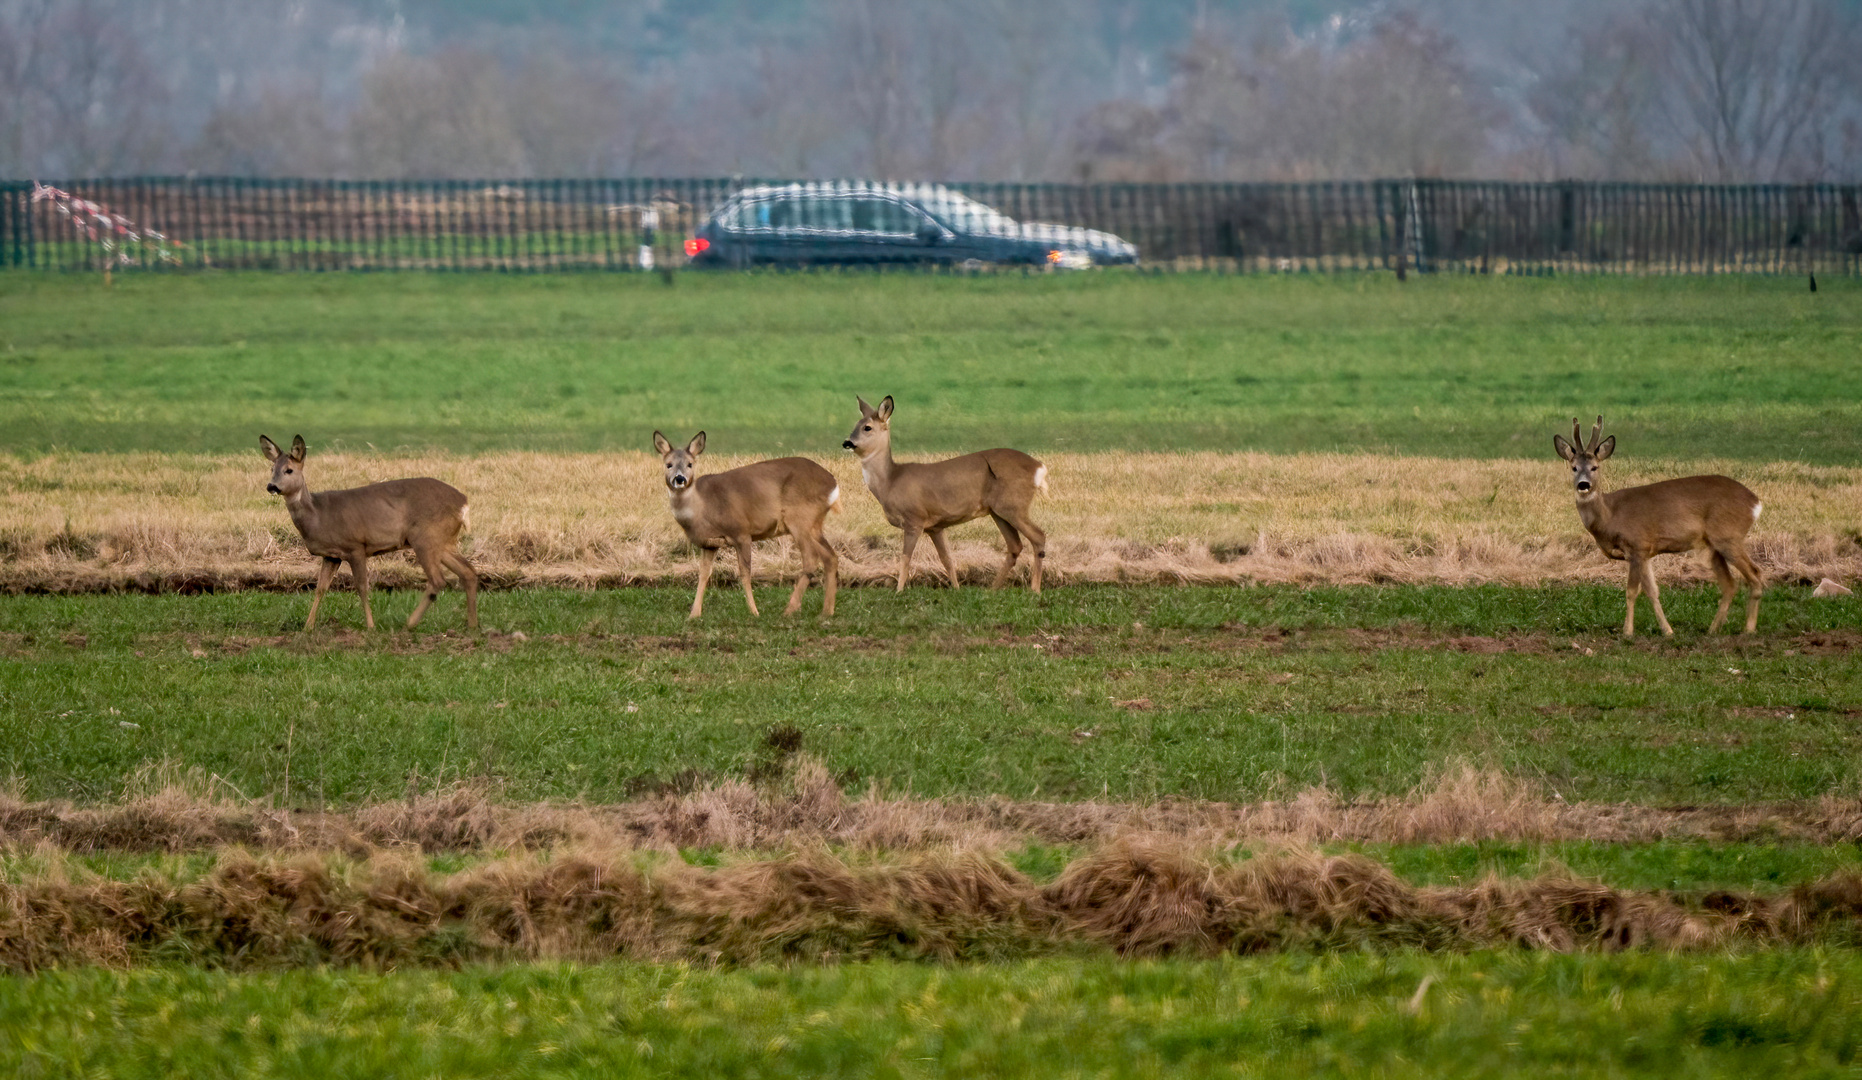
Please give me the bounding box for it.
[683,182,1138,269]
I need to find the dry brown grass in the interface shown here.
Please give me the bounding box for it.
[7,761,1862,857]
[9,764,1862,969]
[4,450,1860,591]
[6,833,1862,971]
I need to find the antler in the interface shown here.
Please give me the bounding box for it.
[1571,417,1583,449]
[1588,416,1604,453]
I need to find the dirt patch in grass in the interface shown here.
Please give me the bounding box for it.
[27,625,1858,662]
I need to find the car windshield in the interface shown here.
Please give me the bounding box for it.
[913,191,1020,234]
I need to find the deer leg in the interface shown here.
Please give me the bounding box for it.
[1707,551,1737,634]
[929,528,960,589]
[406,548,447,630]
[1003,510,1047,594]
[441,550,479,631]
[897,527,922,592]
[1641,560,1674,636]
[690,547,717,619]
[736,539,760,616]
[1622,555,1643,637]
[988,513,1023,589]
[784,534,814,616]
[816,532,838,619]
[1727,545,1765,634]
[348,553,375,631]
[305,556,340,630]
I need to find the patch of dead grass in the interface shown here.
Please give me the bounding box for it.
[5,831,1862,971]
[4,451,1860,590]
[7,761,1862,857]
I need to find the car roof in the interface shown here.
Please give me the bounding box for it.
[720,181,1017,229]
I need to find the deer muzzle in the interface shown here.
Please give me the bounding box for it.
[842,439,856,450]
[266,483,280,494]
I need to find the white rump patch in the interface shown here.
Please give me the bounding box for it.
[828,485,840,506]
[1752,502,1763,522]
[460,503,471,533]
[1033,465,1049,494]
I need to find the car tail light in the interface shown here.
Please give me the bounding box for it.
[684,236,710,257]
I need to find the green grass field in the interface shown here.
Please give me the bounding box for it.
[7,953,1862,1078]
[1,270,1856,459]
[4,585,1860,805]
[4,270,1862,1074]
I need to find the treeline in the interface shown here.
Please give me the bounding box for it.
[3,0,1859,183]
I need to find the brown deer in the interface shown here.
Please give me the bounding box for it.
[842,395,1048,592]
[654,431,840,619]
[1553,417,1763,637]
[260,435,479,631]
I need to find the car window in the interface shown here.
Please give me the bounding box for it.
[716,200,761,231]
[738,196,847,232]
[805,198,856,232]
[851,197,920,236]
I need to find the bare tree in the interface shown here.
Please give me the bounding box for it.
[1068,99,1172,181]
[727,43,845,177]
[832,0,915,178]
[505,52,679,177]
[347,48,526,179]
[23,0,173,175]
[1651,0,1859,180]
[0,0,57,175]
[1521,13,1671,179]
[193,81,347,176]
[1139,11,1499,181]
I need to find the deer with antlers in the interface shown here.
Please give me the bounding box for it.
[261,435,478,631]
[1553,417,1763,637]
[843,395,1048,592]
[654,431,840,619]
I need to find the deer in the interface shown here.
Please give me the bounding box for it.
[1553,417,1763,637]
[260,435,478,632]
[654,431,840,619]
[842,395,1048,593]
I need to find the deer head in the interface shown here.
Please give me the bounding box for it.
[1552,416,1616,496]
[260,434,308,498]
[653,430,705,491]
[842,395,894,459]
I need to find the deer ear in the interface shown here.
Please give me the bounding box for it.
[289,435,307,462]
[856,395,874,418]
[652,430,672,456]
[876,395,894,420]
[260,435,281,462]
[687,431,706,456]
[1552,435,1574,462]
[1593,435,1615,461]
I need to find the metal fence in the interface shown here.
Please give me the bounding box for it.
[3,177,1859,275]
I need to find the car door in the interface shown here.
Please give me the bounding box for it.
[848,196,940,264]
[767,195,858,264]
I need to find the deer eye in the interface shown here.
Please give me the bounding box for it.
[863,425,871,431]
[285,468,293,474]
